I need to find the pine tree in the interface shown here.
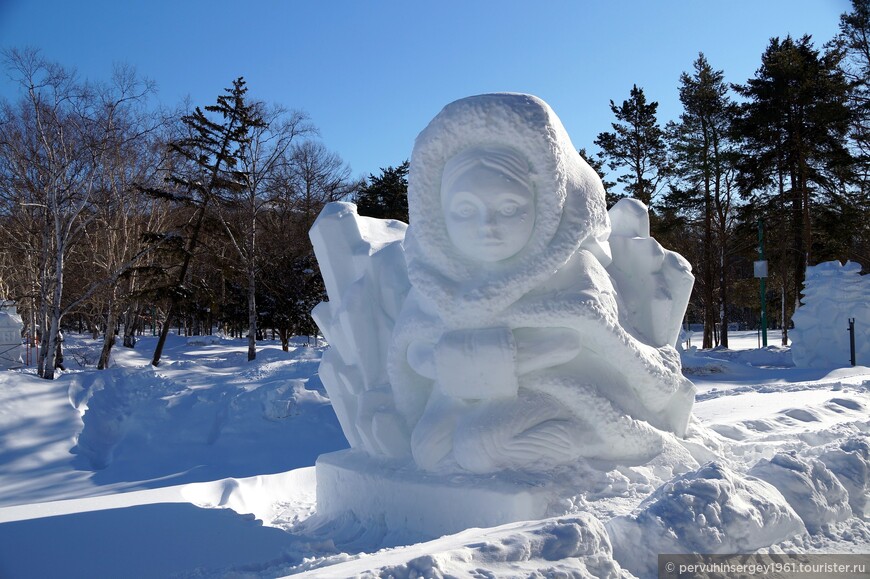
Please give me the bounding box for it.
[355,161,409,222]
[594,85,669,207]
[734,36,854,344]
[667,53,739,348]
[578,148,619,208]
[836,0,870,268]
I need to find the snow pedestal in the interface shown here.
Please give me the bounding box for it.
[315,449,556,541]
[0,302,24,370]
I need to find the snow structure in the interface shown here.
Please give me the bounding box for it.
[0,301,24,370]
[309,93,697,539]
[792,260,870,368]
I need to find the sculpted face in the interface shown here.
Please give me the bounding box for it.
[441,150,535,263]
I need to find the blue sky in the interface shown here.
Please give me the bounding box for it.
[0,0,849,180]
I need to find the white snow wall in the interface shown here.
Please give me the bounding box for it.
[0,302,24,369]
[791,260,870,368]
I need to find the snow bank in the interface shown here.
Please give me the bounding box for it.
[182,467,317,524]
[749,451,852,533]
[72,344,346,484]
[294,513,632,578]
[73,366,175,469]
[186,334,222,345]
[821,437,870,519]
[607,462,805,578]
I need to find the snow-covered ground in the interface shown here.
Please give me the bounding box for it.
[0,331,867,577]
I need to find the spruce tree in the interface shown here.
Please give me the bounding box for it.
[594,85,669,207]
[578,148,619,208]
[147,77,261,366]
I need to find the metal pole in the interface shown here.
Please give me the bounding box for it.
[758,219,768,347]
[848,318,856,366]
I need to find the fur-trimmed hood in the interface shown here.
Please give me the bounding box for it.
[405,93,611,327]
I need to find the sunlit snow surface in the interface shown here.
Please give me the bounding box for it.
[0,332,867,578]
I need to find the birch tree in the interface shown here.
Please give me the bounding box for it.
[214,93,313,361]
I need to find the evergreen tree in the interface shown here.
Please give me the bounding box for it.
[836,0,870,268]
[667,53,739,348]
[355,161,410,222]
[146,77,261,366]
[594,85,669,207]
[733,36,854,344]
[578,148,619,208]
[839,0,870,118]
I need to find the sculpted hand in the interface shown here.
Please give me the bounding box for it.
[409,328,519,399]
[512,327,581,374]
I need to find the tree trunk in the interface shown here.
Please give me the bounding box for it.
[42,313,61,380]
[790,172,803,348]
[246,208,257,362]
[247,276,257,361]
[41,230,65,380]
[280,327,290,352]
[152,302,175,366]
[98,298,118,370]
[246,235,257,361]
[702,193,715,348]
[36,266,50,377]
[122,303,138,348]
[719,252,729,349]
[152,201,209,366]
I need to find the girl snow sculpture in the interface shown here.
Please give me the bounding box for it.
[311,93,695,475]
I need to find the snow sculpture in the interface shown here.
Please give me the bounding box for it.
[310,203,410,458]
[792,260,870,368]
[0,301,24,370]
[310,93,695,537]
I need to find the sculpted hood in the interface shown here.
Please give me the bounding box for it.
[405,93,611,326]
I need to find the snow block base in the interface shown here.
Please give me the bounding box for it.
[315,449,556,540]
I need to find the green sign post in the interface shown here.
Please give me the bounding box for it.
[756,219,768,347]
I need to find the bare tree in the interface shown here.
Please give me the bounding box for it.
[286,140,356,234]
[255,139,356,349]
[84,66,168,368]
[215,98,313,361]
[0,49,162,378]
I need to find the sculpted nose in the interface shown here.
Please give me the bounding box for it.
[481,209,498,227]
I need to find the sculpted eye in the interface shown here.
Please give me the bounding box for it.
[452,202,476,218]
[499,202,519,217]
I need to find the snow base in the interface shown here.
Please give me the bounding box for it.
[315,449,564,543]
